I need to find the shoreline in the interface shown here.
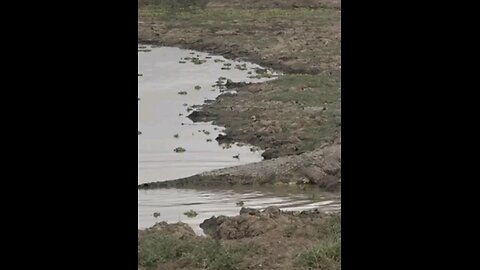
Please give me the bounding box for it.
[138,2,341,268]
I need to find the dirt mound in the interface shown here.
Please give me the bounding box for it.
[200,206,329,240]
[142,221,196,239]
[139,208,340,270]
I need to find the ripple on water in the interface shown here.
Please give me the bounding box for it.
[138,188,340,234]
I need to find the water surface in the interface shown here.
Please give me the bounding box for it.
[138,45,275,184]
[138,188,340,234]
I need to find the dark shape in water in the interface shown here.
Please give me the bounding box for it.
[184,210,198,218]
[174,147,186,153]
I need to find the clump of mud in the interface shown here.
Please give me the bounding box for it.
[200,206,328,240]
[140,221,196,239]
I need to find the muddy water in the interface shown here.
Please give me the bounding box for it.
[138,45,340,232]
[138,45,276,184]
[138,188,340,234]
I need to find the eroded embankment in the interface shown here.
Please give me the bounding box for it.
[138,207,340,270]
[139,143,340,192]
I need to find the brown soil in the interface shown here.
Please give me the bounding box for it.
[138,1,340,75]
[206,0,341,9]
[138,207,340,270]
[187,75,341,160]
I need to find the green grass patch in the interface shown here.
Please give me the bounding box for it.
[184,209,198,217]
[266,74,340,106]
[138,232,257,269]
[139,7,339,28]
[295,213,341,269]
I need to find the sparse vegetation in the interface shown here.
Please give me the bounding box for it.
[183,210,198,217]
[138,231,256,270]
[295,214,341,269]
[138,0,209,12]
[174,147,186,153]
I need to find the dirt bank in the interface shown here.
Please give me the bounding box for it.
[188,74,340,160]
[138,207,340,270]
[139,142,340,192]
[138,1,340,75]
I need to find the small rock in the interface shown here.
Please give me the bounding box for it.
[263,206,281,217]
[240,207,260,216]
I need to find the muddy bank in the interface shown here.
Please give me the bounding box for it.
[139,143,340,192]
[138,207,340,270]
[138,2,340,75]
[188,74,340,160]
[205,0,341,10]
